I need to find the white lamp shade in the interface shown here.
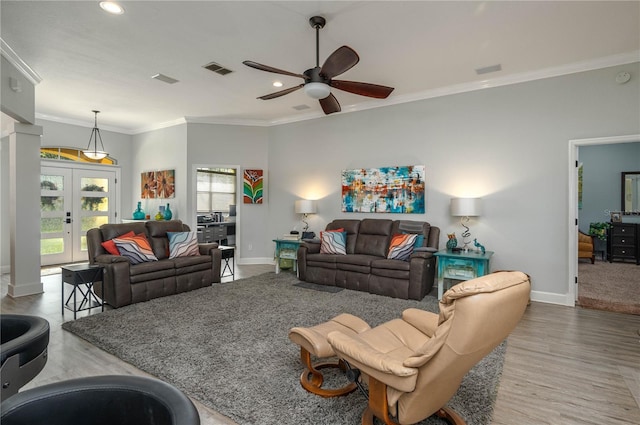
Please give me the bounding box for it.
[304,82,331,99]
[450,198,482,217]
[295,199,317,214]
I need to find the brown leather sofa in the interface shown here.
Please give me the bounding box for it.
[86,220,221,308]
[297,219,440,300]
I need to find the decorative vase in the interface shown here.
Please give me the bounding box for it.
[155,211,164,221]
[164,203,172,220]
[133,201,145,220]
[446,233,458,251]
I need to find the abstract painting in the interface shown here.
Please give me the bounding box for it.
[141,169,175,199]
[341,165,425,213]
[243,169,263,204]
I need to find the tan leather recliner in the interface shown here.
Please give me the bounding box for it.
[578,230,595,264]
[327,271,531,425]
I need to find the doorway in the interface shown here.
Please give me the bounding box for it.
[568,134,640,305]
[41,163,118,266]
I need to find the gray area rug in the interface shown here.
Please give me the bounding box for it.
[63,272,506,425]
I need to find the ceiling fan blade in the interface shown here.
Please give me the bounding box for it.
[319,93,341,115]
[331,80,394,99]
[320,46,359,79]
[243,61,307,80]
[257,85,304,100]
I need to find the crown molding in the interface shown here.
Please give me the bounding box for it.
[0,38,42,85]
[35,113,138,135]
[183,50,640,128]
[35,50,640,134]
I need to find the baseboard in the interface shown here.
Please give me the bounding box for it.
[236,257,274,266]
[0,264,10,275]
[7,281,44,297]
[530,290,574,306]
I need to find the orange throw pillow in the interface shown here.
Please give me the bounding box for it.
[101,230,135,255]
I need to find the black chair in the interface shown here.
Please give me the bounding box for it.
[0,375,200,425]
[0,314,50,401]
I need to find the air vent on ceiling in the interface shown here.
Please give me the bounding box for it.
[151,73,179,84]
[292,104,311,111]
[203,62,234,76]
[475,64,502,75]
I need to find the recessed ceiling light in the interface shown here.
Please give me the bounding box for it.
[100,2,125,15]
[273,81,283,88]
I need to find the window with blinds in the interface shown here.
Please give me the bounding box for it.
[196,168,236,213]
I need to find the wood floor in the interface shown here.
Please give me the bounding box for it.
[2,265,639,424]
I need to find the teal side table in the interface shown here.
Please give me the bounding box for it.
[433,250,494,300]
[273,239,302,274]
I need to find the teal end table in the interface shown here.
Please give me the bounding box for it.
[433,250,494,300]
[273,239,302,274]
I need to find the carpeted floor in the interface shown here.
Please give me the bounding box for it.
[63,272,506,425]
[578,260,640,315]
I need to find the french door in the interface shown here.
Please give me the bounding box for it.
[41,165,118,266]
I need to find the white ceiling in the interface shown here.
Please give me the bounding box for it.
[2,1,639,134]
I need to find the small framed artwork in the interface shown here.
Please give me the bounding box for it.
[243,169,264,204]
[610,211,622,222]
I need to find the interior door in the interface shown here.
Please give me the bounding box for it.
[41,165,117,266]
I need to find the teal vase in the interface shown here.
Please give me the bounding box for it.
[133,201,145,220]
[164,203,172,220]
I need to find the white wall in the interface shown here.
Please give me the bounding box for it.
[131,124,187,223]
[186,123,270,262]
[37,118,134,217]
[267,62,640,304]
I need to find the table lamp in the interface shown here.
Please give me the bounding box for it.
[450,198,482,252]
[295,200,317,237]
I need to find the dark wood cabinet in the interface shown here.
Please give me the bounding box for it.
[607,223,639,264]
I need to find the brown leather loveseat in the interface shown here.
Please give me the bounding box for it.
[297,219,440,300]
[86,220,221,308]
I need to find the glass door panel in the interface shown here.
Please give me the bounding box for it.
[41,165,117,266]
[41,167,72,265]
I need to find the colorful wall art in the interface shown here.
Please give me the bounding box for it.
[141,169,175,199]
[341,165,425,213]
[243,169,264,204]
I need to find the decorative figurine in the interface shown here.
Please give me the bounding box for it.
[446,233,458,251]
[473,238,486,254]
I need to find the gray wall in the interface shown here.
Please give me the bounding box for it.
[2,61,638,304]
[579,143,640,231]
[1,56,35,123]
[267,62,640,304]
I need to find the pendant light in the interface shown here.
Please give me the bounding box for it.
[82,110,108,160]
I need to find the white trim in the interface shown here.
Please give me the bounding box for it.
[567,134,640,306]
[0,38,42,85]
[7,281,44,298]
[237,257,274,266]
[32,51,640,134]
[530,290,573,306]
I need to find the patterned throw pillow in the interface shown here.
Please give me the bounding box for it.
[113,234,158,264]
[387,233,418,261]
[101,230,135,255]
[320,231,347,255]
[167,232,200,259]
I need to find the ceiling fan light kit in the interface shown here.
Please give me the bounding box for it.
[243,15,394,115]
[304,82,331,99]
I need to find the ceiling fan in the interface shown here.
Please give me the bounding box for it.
[243,16,394,115]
